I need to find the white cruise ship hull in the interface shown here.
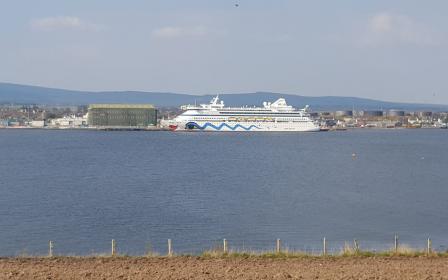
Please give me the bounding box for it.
[174,121,320,132]
[165,96,320,132]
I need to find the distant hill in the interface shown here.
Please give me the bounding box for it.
[1,82,447,111]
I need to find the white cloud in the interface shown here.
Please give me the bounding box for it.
[152,26,208,39]
[30,16,102,32]
[369,13,394,33]
[361,12,439,47]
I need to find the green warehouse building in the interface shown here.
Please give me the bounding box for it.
[87,104,157,127]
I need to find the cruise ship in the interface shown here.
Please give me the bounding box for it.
[165,96,320,132]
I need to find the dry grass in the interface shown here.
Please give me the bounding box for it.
[339,242,357,256]
[201,247,310,259]
[8,244,448,260]
[144,243,160,257]
[200,243,448,259]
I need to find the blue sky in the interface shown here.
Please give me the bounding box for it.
[1,0,447,104]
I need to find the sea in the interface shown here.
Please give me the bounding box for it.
[0,128,447,256]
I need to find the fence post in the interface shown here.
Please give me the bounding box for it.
[394,234,398,253]
[48,241,53,257]
[223,239,228,253]
[276,239,281,253]
[353,239,359,253]
[427,238,432,255]
[111,239,116,256]
[323,237,327,256]
[167,239,172,256]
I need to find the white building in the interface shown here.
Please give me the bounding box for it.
[48,115,87,128]
[30,120,45,128]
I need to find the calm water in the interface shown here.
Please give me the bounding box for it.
[0,129,447,256]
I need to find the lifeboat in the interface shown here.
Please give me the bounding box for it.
[168,124,178,131]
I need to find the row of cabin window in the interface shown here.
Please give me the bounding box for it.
[193,117,307,121]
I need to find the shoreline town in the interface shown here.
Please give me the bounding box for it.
[1,96,447,131]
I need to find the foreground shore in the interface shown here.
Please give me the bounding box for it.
[1,256,447,280]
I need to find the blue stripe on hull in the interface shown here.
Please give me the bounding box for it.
[186,122,260,131]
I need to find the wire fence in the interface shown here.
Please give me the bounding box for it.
[9,235,448,257]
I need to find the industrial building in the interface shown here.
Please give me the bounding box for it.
[0,120,9,127]
[387,110,405,117]
[335,110,353,117]
[418,111,433,118]
[361,110,384,117]
[87,104,157,127]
